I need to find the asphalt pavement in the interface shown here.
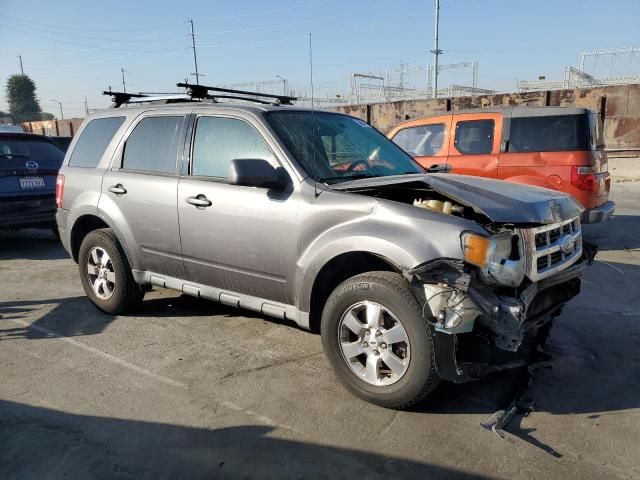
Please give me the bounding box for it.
[1,183,639,479]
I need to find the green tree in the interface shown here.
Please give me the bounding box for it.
[6,74,42,123]
[40,112,54,120]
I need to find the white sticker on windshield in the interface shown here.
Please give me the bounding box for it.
[353,118,372,128]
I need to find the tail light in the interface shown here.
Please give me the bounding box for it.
[55,174,65,208]
[571,166,597,192]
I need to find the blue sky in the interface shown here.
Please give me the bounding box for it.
[1,0,638,118]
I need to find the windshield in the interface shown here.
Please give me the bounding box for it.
[266,111,423,183]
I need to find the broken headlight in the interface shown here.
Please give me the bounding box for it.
[461,231,525,287]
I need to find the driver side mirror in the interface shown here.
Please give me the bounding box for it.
[426,163,452,174]
[228,159,289,189]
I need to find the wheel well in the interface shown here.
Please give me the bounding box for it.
[70,215,109,263]
[308,252,398,333]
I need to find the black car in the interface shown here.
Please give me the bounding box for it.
[0,132,65,234]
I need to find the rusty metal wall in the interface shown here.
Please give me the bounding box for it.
[334,85,640,150]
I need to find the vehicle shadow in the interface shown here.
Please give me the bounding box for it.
[0,400,487,480]
[0,229,67,261]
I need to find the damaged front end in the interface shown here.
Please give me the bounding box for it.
[407,221,597,383]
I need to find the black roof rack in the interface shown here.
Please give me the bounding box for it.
[177,82,297,105]
[102,82,297,108]
[103,89,150,108]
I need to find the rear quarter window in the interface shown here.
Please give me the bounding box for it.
[508,114,591,152]
[68,116,126,168]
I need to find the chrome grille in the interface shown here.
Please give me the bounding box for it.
[519,217,582,282]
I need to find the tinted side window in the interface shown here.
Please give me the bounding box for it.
[393,124,445,156]
[454,120,494,155]
[509,115,590,152]
[192,117,274,178]
[68,117,125,167]
[122,116,183,174]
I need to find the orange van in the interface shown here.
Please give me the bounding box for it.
[388,107,614,223]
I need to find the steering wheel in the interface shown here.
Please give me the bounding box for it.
[346,159,369,172]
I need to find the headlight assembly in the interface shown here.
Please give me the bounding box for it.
[461,231,525,287]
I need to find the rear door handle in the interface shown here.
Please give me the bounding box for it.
[108,184,127,195]
[186,194,212,208]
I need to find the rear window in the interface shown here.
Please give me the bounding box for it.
[0,137,64,166]
[508,114,591,152]
[68,116,125,168]
[392,124,446,156]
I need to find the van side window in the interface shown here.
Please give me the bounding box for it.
[68,117,125,168]
[392,124,445,156]
[191,117,274,178]
[454,120,494,155]
[122,116,183,174]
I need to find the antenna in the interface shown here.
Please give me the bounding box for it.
[121,67,127,93]
[309,34,315,109]
[188,18,200,85]
[308,33,320,196]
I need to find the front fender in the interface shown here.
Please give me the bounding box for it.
[295,201,484,312]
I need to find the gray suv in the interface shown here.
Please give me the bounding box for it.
[56,93,593,408]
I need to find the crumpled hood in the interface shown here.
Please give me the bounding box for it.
[331,173,584,224]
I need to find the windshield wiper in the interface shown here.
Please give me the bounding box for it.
[0,153,28,158]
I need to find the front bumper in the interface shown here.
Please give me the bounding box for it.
[582,200,615,224]
[410,248,595,383]
[0,194,56,230]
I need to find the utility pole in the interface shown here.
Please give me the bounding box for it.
[121,68,127,93]
[84,97,89,116]
[18,55,24,75]
[430,0,442,98]
[189,19,200,85]
[51,99,64,120]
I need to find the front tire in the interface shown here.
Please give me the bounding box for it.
[321,271,439,409]
[78,228,144,315]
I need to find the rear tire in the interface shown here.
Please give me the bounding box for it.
[78,228,144,315]
[321,271,439,409]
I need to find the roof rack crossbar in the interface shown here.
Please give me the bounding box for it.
[102,90,197,108]
[102,90,149,108]
[178,82,296,105]
[205,94,272,105]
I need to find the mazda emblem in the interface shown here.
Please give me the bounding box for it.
[25,160,39,170]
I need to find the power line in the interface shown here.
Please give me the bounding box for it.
[197,10,429,48]
[196,0,337,21]
[194,0,403,36]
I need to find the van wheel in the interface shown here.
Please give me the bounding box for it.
[321,271,439,409]
[78,228,144,315]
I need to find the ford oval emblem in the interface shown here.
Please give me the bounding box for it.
[560,235,575,254]
[25,160,39,170]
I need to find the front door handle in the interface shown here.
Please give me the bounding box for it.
[108,184,127,195]
[186,194,212,208]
